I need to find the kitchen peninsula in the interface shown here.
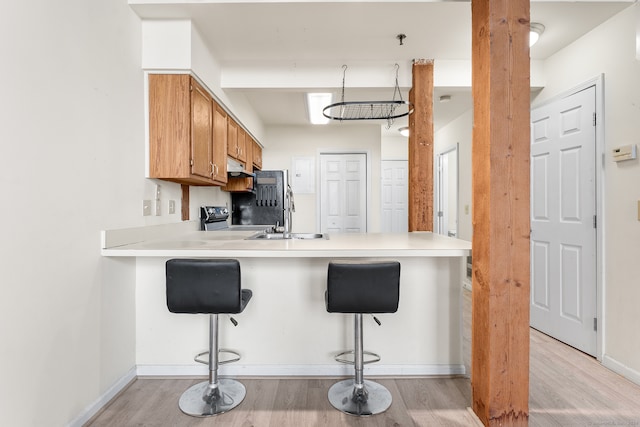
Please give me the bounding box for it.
[102,223,471,378]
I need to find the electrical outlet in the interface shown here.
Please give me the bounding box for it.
[155,184,161,199]
[169,200,176,215]
[155,200,161,216]
[143,200,152,216]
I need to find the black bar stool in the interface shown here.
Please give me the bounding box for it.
[166,258,252,417]
[325,260,401,416]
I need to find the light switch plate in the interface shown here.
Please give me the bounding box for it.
[143,200,152,216]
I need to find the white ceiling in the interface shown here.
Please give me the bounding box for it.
[131,1,632,135]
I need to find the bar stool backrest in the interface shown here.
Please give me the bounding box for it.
[166,258,244,314]
[326,260,400,314]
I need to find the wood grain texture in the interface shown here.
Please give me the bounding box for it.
[227,118,238,159]
[190,80,214,180]
[408,60,434,232]
[222,177,254,192]
[471,0,531,425]
[181,184,189,221]
[252,139,262,170]
[212,101,228,185]
[148,74,220,186]
[237,127,247,163]
[148,74,191,180]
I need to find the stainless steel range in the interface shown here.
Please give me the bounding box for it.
[199,206,229,231]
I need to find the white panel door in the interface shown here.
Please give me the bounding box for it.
[530,86,597,356]
[320,153,367,233]
[381,160,408,232]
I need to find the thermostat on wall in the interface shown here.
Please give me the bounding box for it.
[612,144,637,162]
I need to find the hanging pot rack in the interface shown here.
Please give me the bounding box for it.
[322,64,413,127]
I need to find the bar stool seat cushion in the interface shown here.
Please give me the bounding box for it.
[166,258,252,314]
[326,260,400,314]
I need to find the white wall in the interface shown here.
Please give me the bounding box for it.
[135,256,464,373]
[381,134,409,160]
[434,109,473,241]
[536,4,640,381]
[264,125,383,233]
[141,19,266,144]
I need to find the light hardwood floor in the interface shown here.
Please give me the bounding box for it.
[87,290,640,426]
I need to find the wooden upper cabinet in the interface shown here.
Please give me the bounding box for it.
[149,73,260,187]
[237,127,247,163]
[245,133,254,171]
[227,117,250,167]
[227,118,238,159]
[223,131,260,192]
[211,101,228,185]
[190,81,213,180]
[253,140,263,170]
[148,74,223,186]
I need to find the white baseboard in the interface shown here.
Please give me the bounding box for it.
[136,363,466,377]
[68,366,136,427]
[602,354,640,387]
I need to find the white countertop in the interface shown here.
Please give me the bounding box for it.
[101,227,471,258]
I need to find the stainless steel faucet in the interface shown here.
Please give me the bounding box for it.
[283,184,295,238]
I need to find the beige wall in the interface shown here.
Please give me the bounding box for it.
[434,109,474,242]
[536,4,640,381]
[264,125,383,233]
[0,1,143,425]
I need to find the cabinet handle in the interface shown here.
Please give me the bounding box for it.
[210,162,215,176]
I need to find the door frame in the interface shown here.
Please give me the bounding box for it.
[316,149,371,233]
[435,143,460,237]
[531,74,605,360]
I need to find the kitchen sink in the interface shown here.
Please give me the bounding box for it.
[246,232,328,240]
[290,233,327,240]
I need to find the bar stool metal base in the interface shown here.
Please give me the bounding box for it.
[327,379,392,416]
[178,379,246,417]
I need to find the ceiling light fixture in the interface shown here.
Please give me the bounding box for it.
[398,126,409,137]
[530,23,545,47]
[306,93,332,125]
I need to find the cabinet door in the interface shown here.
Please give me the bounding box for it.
[227,118,238,158]
[237,127,247,163]
[253,141,262,170]
[149,74,192,180]
[212,102,228,184]
[245,134,254,172]
[190,79,213,179]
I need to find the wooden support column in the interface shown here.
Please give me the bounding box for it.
[181,184,189,221]
[408,59,434,231]
[471,0,531,425]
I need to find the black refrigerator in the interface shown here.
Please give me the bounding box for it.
[231,170,289,226]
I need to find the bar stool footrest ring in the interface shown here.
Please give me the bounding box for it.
[334,350,381,365]
[194,348,241,366]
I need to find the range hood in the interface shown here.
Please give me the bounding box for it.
[227,157,255,178]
